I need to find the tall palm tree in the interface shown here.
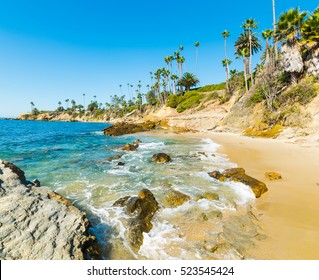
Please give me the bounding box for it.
[171,74,179,94]
[30,102,35,113]
[242,18,258,86]
[194,41,200,74]
[235,30,262,86]
[177,56,185,78]
[272,0,278,61]
[177,72,199,92]
[301,7,319,77]
[262,29,274,63]
[65,99,69,109]
[222,59,232,92]
[222,30,230,91]
[119,84,123,94]
[275,8,307,84]
[82,94,86,109]
[236,48,250,92]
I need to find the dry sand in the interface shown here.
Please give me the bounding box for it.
[206,132,319,259]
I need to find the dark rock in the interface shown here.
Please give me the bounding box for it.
[103,122,157,136]
[208,170,226,181]
[223,168,246,178]
[117,162,125,166]
[106,154,123,161]
[151,153,171,163]
[208,167,268,198]
[231,174,268,198]
[32,179,41,187]
[121,143,139,151]
[114,189,159,252]
[2,161,26,181]
[164,189,190,208]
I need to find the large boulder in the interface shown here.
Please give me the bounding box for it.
[113,189,159,252]
[209,167,268,198]
[164,189,190,207]
[151,153,171,163]
[0,160,99,260]
[103,122,157,136]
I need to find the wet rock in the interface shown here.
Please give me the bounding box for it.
[103,122,157,136]
[106,154,123,161]
[208,170,226,181]
[164,189,190,208]
[223,168,246,178]
[117,162,125,166]
[265,172,282,180]
[231,174,268,198]
[0,159,99,260]
[2,160,26,181]
[151,153,171,163]
[196,192,219,201]
[113,189,159,252]
[199,213,208,222]
[197,152,208,157]
[208,167,268,198]
[32,179,41,187]
[121,143,139,151]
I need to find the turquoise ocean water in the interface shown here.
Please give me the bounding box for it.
[0,119,260,260]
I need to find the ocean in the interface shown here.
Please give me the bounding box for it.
[0,119,260,260]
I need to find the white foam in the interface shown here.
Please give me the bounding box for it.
[138,142,166,150]
[223,181,255,205]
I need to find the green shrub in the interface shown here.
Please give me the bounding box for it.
[176,91,204,113]
[205,91,220,101]
[166,94,180,108]
[279,77,318,106]
[247,88,265,106]
[197,83,226,92]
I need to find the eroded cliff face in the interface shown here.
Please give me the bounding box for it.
[0,160,99,260]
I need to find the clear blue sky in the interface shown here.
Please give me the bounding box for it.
[0,0,317,117]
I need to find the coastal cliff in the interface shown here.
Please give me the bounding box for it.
[0,160,98,260]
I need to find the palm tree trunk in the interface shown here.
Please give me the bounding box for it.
[272,0,278,63]
[195,48,198,75]
[249,30,254,86]
[243,58,249,92]
[266,39,269,64]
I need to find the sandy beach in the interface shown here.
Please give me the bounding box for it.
[205,132,319,259]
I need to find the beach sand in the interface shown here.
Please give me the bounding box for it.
[205,132,319,259]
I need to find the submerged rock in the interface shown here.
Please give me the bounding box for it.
[113,189,159,252]
[151,153,171,163]
[164,189,190,207]
[0,160,99,260]
[196,192,219,201]
[265,172,282,180]
[121,143,139,151]
[209,167,268,198]
[103,122,157,136]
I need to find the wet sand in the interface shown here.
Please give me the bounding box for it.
[207,132,319,259]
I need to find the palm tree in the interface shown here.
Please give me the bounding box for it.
[242,18,258,85]
[30,102,35,113]
[236,48,250,92]
[275,8,307,84]
[65,99,69,109]
[235,30,262,86]
[222,59,232,92]
[301,7,319,77]
[272,0,278,62]
[119,84,123,94]
[179,45,184,53]
[82,94,86,109]
[262,29,274,63]
[171,74,179,94]
[177,72,199,92]
[177,56,185,78]
[194,41,200,74]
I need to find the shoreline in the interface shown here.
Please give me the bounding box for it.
[202,132,319,259]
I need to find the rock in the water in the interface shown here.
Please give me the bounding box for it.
[164,189,190,207]
[0,159,99,260]
[208,167,268,198]
[117,162,125,166]
[265,172,282,180]
[113,189,159,252]
[151,153,171,163]
[121,142,139,151]
[103,122,157,136]
[196,192,219,201]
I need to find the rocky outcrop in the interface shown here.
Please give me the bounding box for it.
[209,168,268,198]
[151,153,171,163]
[0,160,99,260]
[164,189,190,207]
[121,141,140,151]
[103,121,157,136]
[113,189,159,252]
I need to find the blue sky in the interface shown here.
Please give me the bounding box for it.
[0,0,318,117]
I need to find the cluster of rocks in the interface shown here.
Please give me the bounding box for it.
[0,160,99,260]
